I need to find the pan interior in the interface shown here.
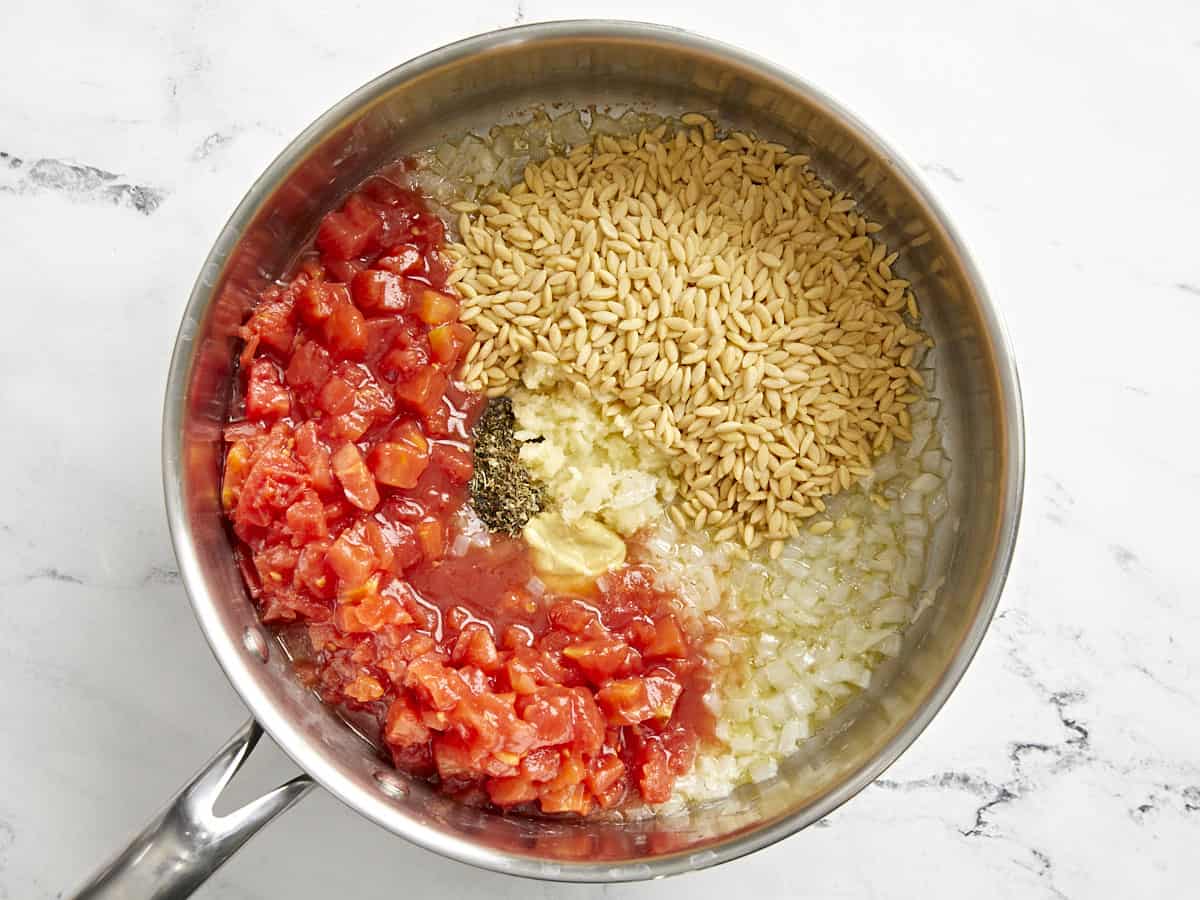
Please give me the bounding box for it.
[164,23,1019,880]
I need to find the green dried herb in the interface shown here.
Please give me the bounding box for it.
[470,396,546,535]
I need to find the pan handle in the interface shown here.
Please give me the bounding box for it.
[70,719,315,899]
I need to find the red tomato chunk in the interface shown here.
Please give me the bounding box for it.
[223,177,710,817]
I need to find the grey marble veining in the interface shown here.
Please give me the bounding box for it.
[2,1,1198,898]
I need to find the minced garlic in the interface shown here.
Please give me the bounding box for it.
[510,376,673,536]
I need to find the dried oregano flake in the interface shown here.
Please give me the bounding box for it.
[469,396,546,535]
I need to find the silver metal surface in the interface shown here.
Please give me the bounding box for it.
[140,18,1020,890]
[71,721,313,898]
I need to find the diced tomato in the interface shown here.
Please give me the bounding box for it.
[343,194,387,253]
[293,422,335,494]
[336,567,381,602]
[586,754,626,799]
[352,372,395,423]
[421,707,450,731]
[542,753,587,793]
[337,587,411,633]
[373,517,422,572]
[562,637,640,683]
[428,322,474,367]
[454,693,536,764]
[395,633,439,667]
[316,211,367,260]
[294,256,325,282]
[443,605,472,633]
[595,678,651,726]
[420,398,455,437]
[390,741,435,777]
[380,206,421,252]
[225,178,714,818]
[539,782,593,815]
[413,288,459,326]
[548,599,604,636]
[238,331,262,371]
[410,215,446,254]
[245,359,291,420]
[253,543,298,590]
[520,747,561,783]
[286,490,327,542]
[285,339,333,395]
[324,259,363,284]
[406,657,468,710]
[343,674,385,703]
[360,176,407,207]
[461,664,493,698]
[394,366,447,417]
[295,541,334,598]
[370,445,426,490]
[505,648,569,696]
[592,778,626,810]
[380,346,428,382]
[375,244,422,276]
[451,623,501,673]
[368,422,431,489]
[596,673,683,726]
[432,734,475,781]
[422,444,468,487]
[324,300,368,358]
[423,249,455,289]
[321,409,372,443]
[660,724,700,776]
[259,587,327,624]
[242,292,296,357]
[414,519,444,561]
[453,385,489,430]
[224,420,267,442]
[222,440,254,511]
[233,432,308,536]
[389,419,430,454]
[521,686,578,748]
[360,520,394,573]
[297,282,348,327]
[362,316,400,362]
[568,688,606,755]
[642,618,687,660]
[326,525,376,586]
[351,270,420,314]
[636,738,675,805]
[642,672,684,720]
[487,774,538,807]
[384,695,430,748]
[331,442,379,511]
[316,373,352,414]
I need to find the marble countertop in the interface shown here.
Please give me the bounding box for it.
[3,1,1198,897]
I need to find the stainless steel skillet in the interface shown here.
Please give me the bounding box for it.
[74,20,1024,897]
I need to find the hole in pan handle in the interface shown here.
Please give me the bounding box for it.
[68,719,315,899]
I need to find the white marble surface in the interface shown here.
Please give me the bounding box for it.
[2,1,1198,897]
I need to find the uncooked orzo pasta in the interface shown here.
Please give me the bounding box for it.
[445,114,929,551]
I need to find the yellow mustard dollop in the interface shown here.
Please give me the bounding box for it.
[522,511,626,580]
